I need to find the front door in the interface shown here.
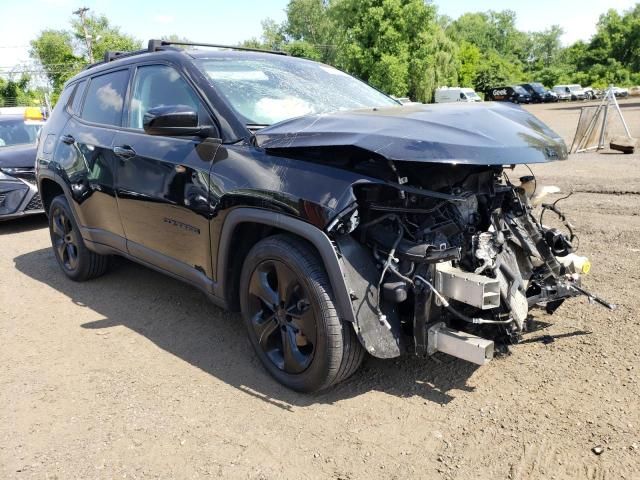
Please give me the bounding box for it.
[114,63,219,280]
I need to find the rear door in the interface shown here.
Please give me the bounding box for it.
[113,63,219,280]
[55,69,130,250]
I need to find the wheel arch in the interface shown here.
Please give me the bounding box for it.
[38,176,66,216]
[215,208,356,325]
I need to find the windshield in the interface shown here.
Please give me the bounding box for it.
[513,86,528,94]
[530,83,546,93]
[568,85,582,92]
[0,119,40,147]
[196,57,399,125]
[464,90,480,99]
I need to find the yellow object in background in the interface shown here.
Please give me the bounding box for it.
[24,107,44,121]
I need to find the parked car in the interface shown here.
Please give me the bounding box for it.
[554,84,587,101]
[36,40,608,392]
[612,86,629,98]
[629,86,640,97]
[568,84,589,100]
[551,86,572,101]
[485,85,532,103]
[519,83,558,103]
[434,87,482,103]
[0,108,46,220]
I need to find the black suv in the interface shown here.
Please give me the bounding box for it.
[36,40,606,392]
[519,83,559,103]
[485,85,532,104]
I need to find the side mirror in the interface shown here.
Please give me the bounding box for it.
[143,105,214,138]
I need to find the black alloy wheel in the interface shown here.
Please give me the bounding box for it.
[247,259,316,374]
[240,234,365,392]
[48,195,110,281]
[51,206,79,271]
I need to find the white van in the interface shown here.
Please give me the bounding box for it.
[434,87,482,103]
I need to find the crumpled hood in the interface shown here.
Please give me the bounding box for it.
[0,144,37,169]
[255,102,568,165]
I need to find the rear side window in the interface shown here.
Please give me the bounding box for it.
[69,80,87,115]
[81,70,129,126]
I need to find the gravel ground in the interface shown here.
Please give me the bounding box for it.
[1,100,639,479]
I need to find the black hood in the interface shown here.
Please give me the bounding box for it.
[255,102,568,165]
[0,144,37,169]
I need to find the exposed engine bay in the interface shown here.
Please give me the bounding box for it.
[330,163,615,364]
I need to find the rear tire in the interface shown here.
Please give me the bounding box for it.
[48,195,110,281]
[240,234,364,392]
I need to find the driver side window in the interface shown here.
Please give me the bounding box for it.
[128,64,209,130]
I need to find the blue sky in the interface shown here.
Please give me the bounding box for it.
[1,0,638,72]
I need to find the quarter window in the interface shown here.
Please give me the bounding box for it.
[69,80,87,115]
[128,65,203,130]
[81,70,129,126]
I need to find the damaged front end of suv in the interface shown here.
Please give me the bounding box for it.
[256,102,615,365]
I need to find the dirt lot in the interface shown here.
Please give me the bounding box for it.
[1,100,639,480]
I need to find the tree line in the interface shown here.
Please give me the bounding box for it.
[6,0,640,106]
[243,0,640,102]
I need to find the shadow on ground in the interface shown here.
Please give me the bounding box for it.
[13,247,591,410]
[14,247,486,410]
[0,215,47,235]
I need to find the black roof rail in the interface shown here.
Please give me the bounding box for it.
[83,48,150,70]
[147,39,288,56]
[83,39,288,71]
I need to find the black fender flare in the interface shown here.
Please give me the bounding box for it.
[37,169,73,214]
[215,207,357,324]
[215,208,404,359]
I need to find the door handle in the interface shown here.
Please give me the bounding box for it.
[114,145,137,159]
[61,134,75,145]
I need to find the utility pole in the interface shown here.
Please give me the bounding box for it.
[73,7,94,64]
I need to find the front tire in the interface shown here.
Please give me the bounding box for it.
[240,234,364,392]
[48,195,110,281]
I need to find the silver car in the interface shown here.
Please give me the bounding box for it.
[0,113,45,220]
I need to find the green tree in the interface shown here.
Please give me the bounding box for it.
[30,11,140,95]
[70,13,140,63]
[446,9,527,91]
[30,30,80,93]
[0,75,42,107]
[409,26,459,101]
[331,0,456,102]
[474,50,522,93]
[458,41,482,87]
[239,18,289,52]
[447,10,528,63]
[285,0,335,62]
[584,6,640,73]
[528,25,563,69]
